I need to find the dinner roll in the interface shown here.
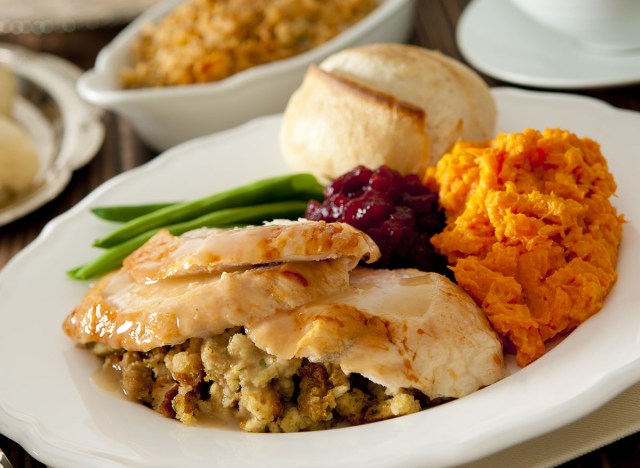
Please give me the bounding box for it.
[280,44,496,182]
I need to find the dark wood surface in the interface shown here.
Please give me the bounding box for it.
[1,0,639,466]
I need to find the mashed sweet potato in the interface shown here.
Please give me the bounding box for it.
[425,128,624,366]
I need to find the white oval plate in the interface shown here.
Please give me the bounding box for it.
[0,44,104,226]
[0,88,639,468]
[457,0,640,89]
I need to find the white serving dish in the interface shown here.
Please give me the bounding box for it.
[77,0,415,152]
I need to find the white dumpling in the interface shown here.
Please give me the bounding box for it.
[0,114,40,206]
[0,65,16,118]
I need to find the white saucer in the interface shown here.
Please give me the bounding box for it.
[456,0,640,89]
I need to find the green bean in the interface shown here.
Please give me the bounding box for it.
[93,173,323,248]
[69,200,308,281]
[91,203,176,222]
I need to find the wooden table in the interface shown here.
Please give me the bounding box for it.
[1,1,639,466]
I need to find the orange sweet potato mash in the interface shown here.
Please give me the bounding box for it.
[425,128,624,366]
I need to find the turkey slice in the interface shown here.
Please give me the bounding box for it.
[247,268,506,399]
[123,220,380,283]
[63,257,356,352]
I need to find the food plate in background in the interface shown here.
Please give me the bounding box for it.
[0,0,158,34]
[0,44,104,226]
[76,0,415,151]
[456,0,640,89]
[0,88,639,467]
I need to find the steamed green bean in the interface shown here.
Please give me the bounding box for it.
[91,203,175,222]
[93,173,322,248]
[70,200,308,280]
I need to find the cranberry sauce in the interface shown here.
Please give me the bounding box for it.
[306,165,450,276]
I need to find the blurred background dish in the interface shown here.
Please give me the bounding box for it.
[456,0,640,89]
[510,0,640,53]
[0,43,104,226]
[76,0,415,151]
[0,0,158,35]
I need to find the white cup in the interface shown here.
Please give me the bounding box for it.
[510,0,640,53]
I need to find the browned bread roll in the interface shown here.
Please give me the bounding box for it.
[280,43,496,181]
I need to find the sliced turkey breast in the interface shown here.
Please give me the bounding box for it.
[247,268,506,399]
[123,220,380,283]
[63,257,357,352]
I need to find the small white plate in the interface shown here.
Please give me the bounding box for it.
[456,0,640,89]
[0,88,639,467]
[0,44,104,226]
[0,0,158,34]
